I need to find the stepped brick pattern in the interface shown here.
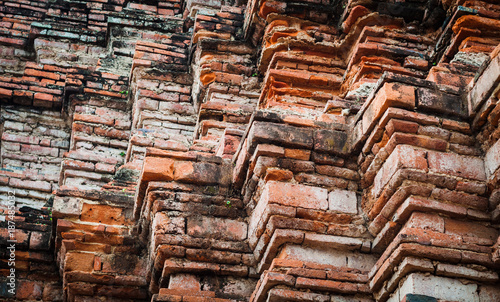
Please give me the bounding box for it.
[1,0,500,301]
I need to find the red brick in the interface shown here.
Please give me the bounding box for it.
[64,252,95,272]
[268,216,327,234]
[93,256,102,271]
[431,188,488,210]
[284,148,311,160]
[95,163,116,174]
[405,212,445,232]
[316,165,359,181]
[25,69,61,80]
[9,178,52,192]
[427,151,486,181]
[295,277,358,293]
[403,57,429,70]
[442,119,471,133]
[263,181,328,210]
[253,144,285,158]
[80,203,126,225]
[0,37,26,46]
[16,281,43,300]
[385,119,420,137]
[173,161,220,185]
[372,145,428,198]
[83,88,127,98]
[168,274,200,291]
[363,82,416,134]
[452,15,500,34]
[267,288,330,302]
[263,168,293,182]
[94,126,130,140]
[393,196,467,223]
[296,208,351,224]
[72,122,93,134]
[444,218,498,243]
[62,159,95,171]
[187,216,247,241]
[73,113,114,126]
[303,233,363,250]
[2,132,39,144]
[0,87,12,97]
[21,144,59,157]
[385,132,448,152]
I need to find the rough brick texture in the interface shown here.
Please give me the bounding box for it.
[1,0,500,302]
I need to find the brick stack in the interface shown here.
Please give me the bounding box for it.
[1,106,69,208]
[128,37,194,165]
[52,187,147,302]
[0,106,64,299]
[0,205,60,301]
[135,149,253,301]
[1,0,500,302]
[189,5,259,156]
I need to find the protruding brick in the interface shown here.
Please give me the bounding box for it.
[328,189,358,214]
[263,181,328,210]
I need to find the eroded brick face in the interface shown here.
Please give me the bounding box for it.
[0,0,500,302]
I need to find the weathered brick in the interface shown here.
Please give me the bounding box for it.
[284,148,311,160]
[485,138,500,178]
[363,82,416,134]
[141,157,175,182]
[313,129,348,154]
[427,151,486,181]
[3,3,500,301]
[173,161,221,185]
[373,145,428,198]
[328,189,358,214]
[95,163,116,174]
[386,119,420,137]
[9,178,52,192]
[16,281,43,300]
[417,88,467,117]
[80,203,127,225]
[187,216,247,241]
[263,181,328,210]
[21,144,59,157]
[153,212,185,235]
[64,252,95,272]
[398,273,479,302]
[248,122,314,149]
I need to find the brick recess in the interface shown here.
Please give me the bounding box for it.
[0,0,499,302]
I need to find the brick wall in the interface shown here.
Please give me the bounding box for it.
[1,0,500,302]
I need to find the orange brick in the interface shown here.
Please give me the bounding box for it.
[363,82,416,134]
[34,92,54,102]
[284,148,311,160]
[73,113,114,126]
[80,203,126,225]
[64,252,95,272]
[295,277,358,293]
[0,87,12,97]
[263,181,328,210]
[24,68,61,80]
[264,168,294,182]
[385,119,420,137]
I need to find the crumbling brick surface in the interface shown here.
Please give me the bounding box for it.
[0,0,500,301]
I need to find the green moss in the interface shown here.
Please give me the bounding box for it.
[204,186,218,195]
